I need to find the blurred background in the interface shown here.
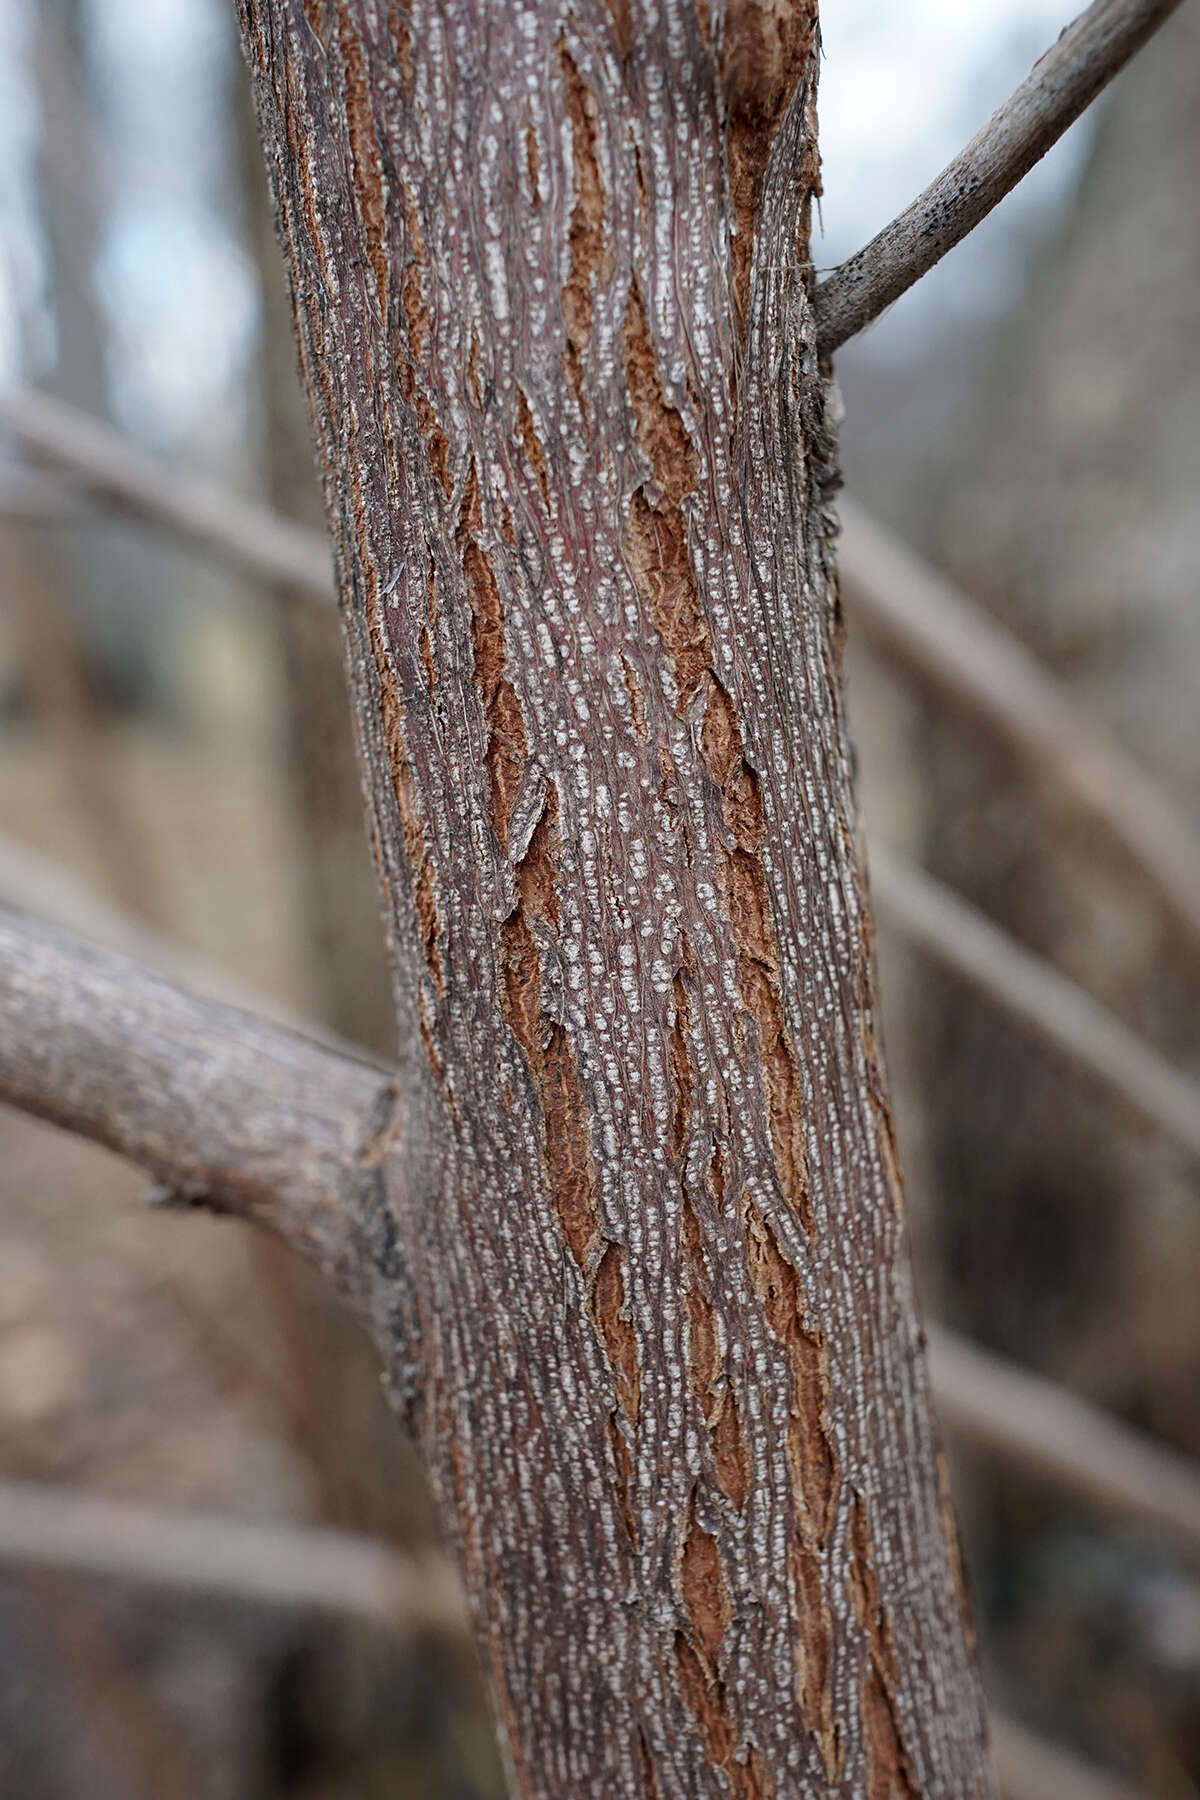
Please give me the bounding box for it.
[0,1,1196,1794]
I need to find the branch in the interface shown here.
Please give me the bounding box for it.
[871,848,1200,1163]
[812,0,1184,354]
[0,1478,465,1636]
[0,908,396,1310]
[0,829,374,1054]
[839,500,1200,948]
[4,902,1199,1555]
[0,386,331,596]
[928,1325,1200,1556]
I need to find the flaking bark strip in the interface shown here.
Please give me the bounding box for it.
[668,963,696,1161]
[396,185,453,498]
[365,586,444,994]
[850,1490,921,1799]
[679,1491,733,1664]
[458,463,530,851]
[523,120,541,208]
[790,1539,836,1771]
[624,279,698,506]
[336,12,389,320]
[499,792,643,1437]
[860,1671,922,1800]
[673,1632,772,1798]
[592,1240,641,1422]
[559,43,609,402]
[745,1208,836,1540]
[746,1204,839,1767]
[513,388,552,510]
[675,974,753,1514]
[719,0,821,326]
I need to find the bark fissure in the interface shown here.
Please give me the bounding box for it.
[238,2,992,1792]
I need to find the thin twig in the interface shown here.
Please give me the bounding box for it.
[840,499,1200,948]
[0,386,331,596]
[0,1477,466,1635]
[928,1324,1200,1556]
[0,908,395,1311]
[813,0,1185,354]
[871,847,1200,1163]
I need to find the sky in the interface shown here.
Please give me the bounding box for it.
[0,0,1096,440]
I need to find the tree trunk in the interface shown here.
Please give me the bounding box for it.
[237,4,991,1794]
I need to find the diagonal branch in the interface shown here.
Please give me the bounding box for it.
[928,1325,1200,1555]
[0,386,331,596]
[813,0,1185,355]
[870,846,1200,1163]
[0,908,397,1313]
[0,1477,466,1636]
[841,499,1200,949]
[0,828,381,1057]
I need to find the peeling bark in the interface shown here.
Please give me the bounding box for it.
[237,3,992,1794]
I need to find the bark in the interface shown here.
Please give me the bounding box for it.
[0,908,398,1322]
[237,4,990,1794]
[239,77,397,1055]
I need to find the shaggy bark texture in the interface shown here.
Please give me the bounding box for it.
[238,4,991,1794]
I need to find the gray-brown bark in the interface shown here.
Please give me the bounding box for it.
[237,3,990,1794]
[0,908,400,1325]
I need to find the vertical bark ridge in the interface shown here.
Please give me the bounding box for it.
[238,2,992,1794]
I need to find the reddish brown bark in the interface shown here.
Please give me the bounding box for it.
[237,3,992,1794]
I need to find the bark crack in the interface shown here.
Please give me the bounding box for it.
[718,0,821,325]
[559,42,609,404]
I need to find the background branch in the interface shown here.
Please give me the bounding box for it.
[928,1325,1200,1555]
[812,0,1185,354]
[0,1477,465,1635]
[0,386,330,595]
[871,847,1200,1162]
